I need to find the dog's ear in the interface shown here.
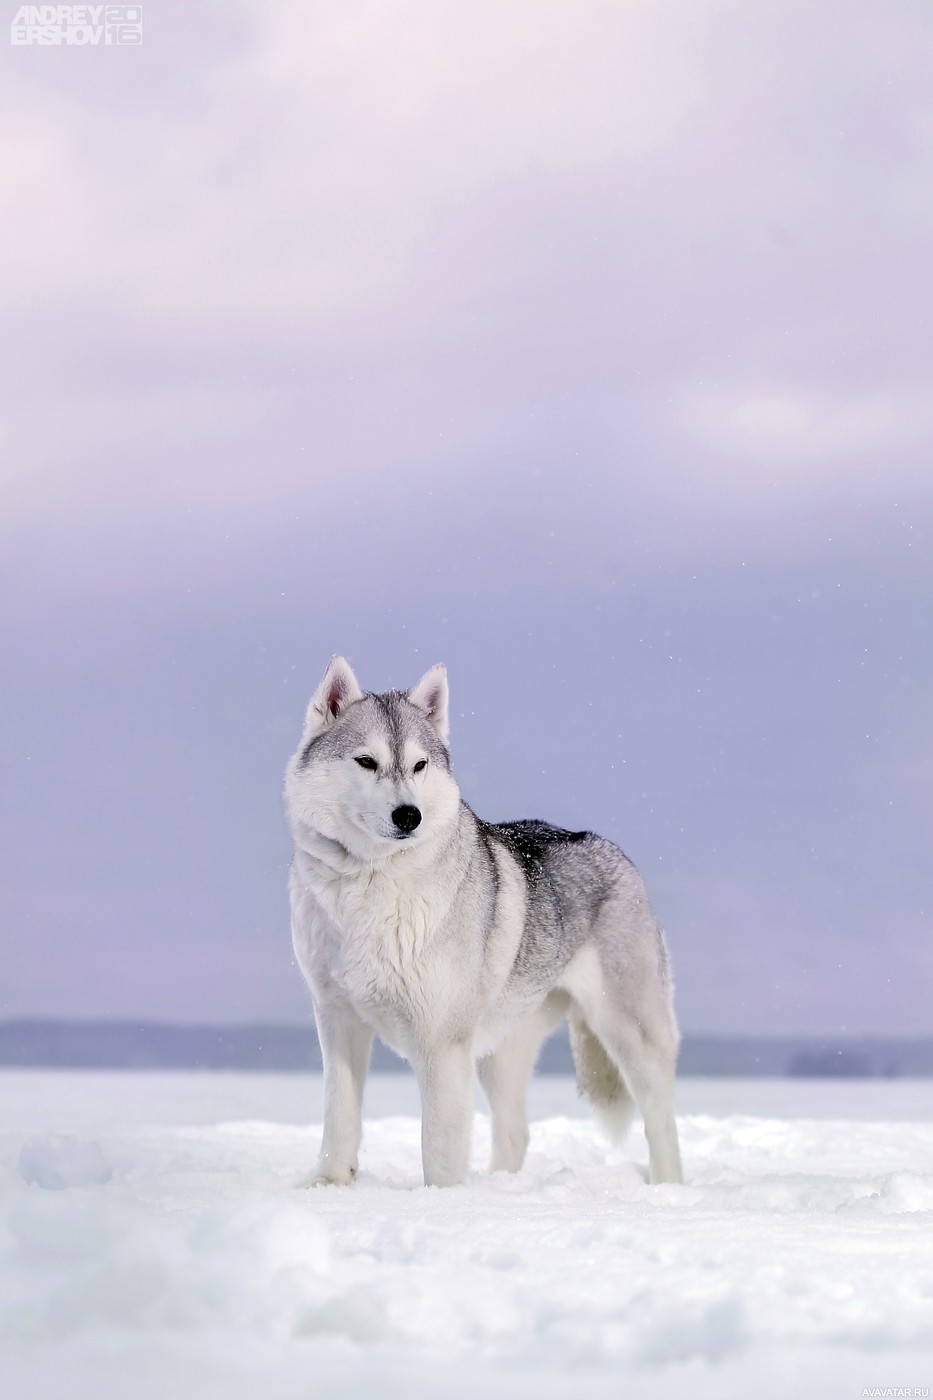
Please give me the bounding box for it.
[303,655,364,738]
[408,663,449,746]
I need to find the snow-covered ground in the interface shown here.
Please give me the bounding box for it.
[2,1071,932,1400]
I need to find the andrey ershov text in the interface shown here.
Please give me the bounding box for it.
[10,5,141,45]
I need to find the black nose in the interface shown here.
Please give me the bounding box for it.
[391,805,422,835]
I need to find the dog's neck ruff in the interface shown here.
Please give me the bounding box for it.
[292,822,367,875]
[292,819,424,878]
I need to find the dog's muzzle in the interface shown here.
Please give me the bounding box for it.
[391,805,422,836]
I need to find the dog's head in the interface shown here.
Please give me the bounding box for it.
[284,656,461,861]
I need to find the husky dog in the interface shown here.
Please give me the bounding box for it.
[285,656,683,1189]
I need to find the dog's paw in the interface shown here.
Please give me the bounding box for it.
[298,1163,357,1188]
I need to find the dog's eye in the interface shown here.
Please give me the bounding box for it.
[413,759,427,774]
[354,756,378,771]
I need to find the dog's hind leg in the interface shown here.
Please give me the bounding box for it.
[478,992,569,1173]
[563,943,683,1185]
[581,1001,683,1184]
[603,1026,683,1185]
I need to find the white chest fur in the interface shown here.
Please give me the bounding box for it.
[291,849,464,1047]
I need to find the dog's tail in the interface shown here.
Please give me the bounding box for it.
[568,1009,636,1142]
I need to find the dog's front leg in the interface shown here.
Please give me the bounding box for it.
[303,994,373,1187]
[415,1041,474,1187]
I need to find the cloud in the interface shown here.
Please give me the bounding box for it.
[676,384,933,474]
[3,0,932,532]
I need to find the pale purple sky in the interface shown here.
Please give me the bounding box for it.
[1,0,931,1034]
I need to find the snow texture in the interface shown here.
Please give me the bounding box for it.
[1,1071,932,1400]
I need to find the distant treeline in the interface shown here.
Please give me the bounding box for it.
[1,1020,932,1077]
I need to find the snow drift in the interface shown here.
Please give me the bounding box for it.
[1,1071,931,1400]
